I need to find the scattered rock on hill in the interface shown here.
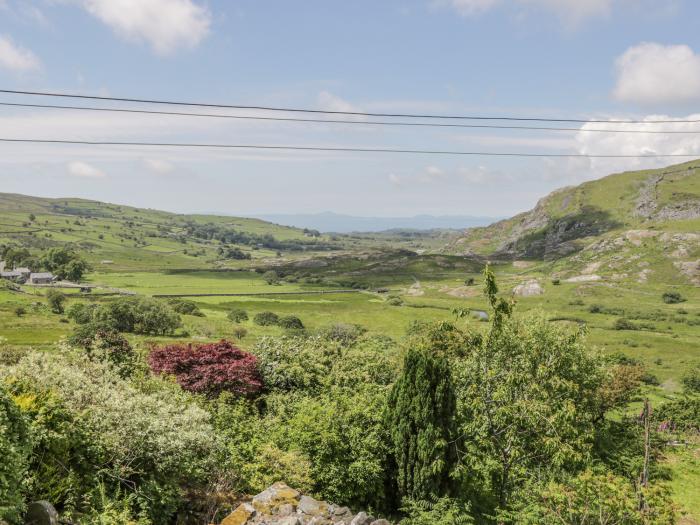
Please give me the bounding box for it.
[512,279,543,296]
[564,274,602,283]
[220,483,392,525]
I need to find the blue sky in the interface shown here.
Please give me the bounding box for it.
[1,0,700,217]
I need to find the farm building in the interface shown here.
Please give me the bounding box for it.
[14,267,31,280]
[28,272,55,285]
[0,270,23,282]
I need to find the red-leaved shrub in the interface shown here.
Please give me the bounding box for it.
[148,339,263,397]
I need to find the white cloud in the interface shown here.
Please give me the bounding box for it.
[388,173,403,186]
[439,0,500,16]
[143,158,175,175]
[317,91,363,113]
[0,34,41,72]
[418,165,447,183]
[67,160,106,178]
[546,114,700,181]
[613,42,700,105]
[73,0,211,55]
[436,0,652,25]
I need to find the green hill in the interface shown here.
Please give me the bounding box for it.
[0,193,338,271]
[446,160,700,287]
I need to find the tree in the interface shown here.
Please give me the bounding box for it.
[262,270,280,285]
[385,341,458,506]
[64,259,89,282]
[41,247,89,281]
[46,289,66,314]
[453,269,603,511]
[1,246,31,268]
[148,340,263,397]
[92,297,181,335]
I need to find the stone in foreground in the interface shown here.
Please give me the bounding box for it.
[219,483,392,525]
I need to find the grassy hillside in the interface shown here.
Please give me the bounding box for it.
[0,192,340,271]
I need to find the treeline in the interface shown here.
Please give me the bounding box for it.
[183,222,337,251]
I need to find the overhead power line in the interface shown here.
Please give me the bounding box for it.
[2,101,700,134]
[1,88,699,124]
[1,137,699,158]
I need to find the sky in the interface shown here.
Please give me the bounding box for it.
[1,0,700,218]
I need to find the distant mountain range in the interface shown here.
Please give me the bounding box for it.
[251,212,500,233]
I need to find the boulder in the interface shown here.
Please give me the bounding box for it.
[251,482,300,514]
[217,483,393,525]
[512,279,543,296]
[221,503,256,525]
[350,513,371,525]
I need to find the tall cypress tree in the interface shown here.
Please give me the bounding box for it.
[385,344,458,505]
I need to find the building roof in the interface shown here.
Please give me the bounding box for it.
[30,272,54,279]
[1,271,22,277]
[14,267,31,273]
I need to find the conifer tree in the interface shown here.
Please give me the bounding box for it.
[385,342,458,504]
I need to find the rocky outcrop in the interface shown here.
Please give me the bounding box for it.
[512,280,543,296]
[220,483,392,525]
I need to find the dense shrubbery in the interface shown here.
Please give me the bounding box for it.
[656,397,700,432]
[1,351,220,524]
[227,308,248,323]
[149,340,263,397]
[682,367,700,393]
[279,315,304,330]
[0,384,31,523]
[68,324,135,376]
[662,291,685,304]
[613,317,637,330]
[167,298,204,317]
[254,311,280,326]
[70,296,181,335]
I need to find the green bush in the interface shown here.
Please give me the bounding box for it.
[68,324,136,377]
[0,384,31,523]
[66,302,100,324]
[655,397,700,432]
[13,306,26,317]
[662,292,685,304]
[506,470,675,525]
[253,311,280,326]
[386,295,404,306]
[613,318,637,331]
[227,308,249,323]
[681,367,700,393]
[167,298,204,317]
[317,323,367,346]
[279,315,304,330]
